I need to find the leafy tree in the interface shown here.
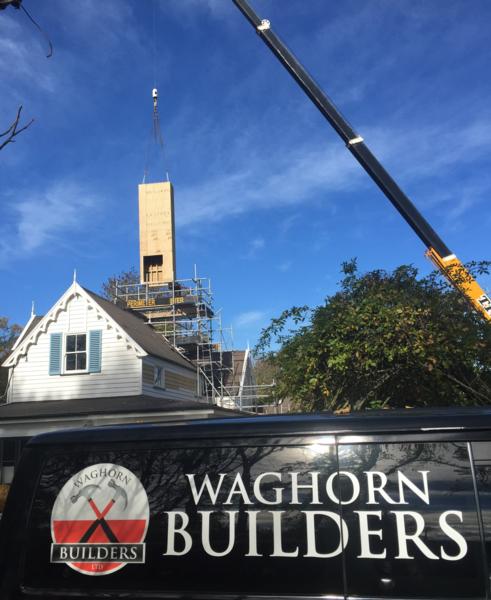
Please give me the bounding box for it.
[255,260,491,412]
[253,356,277,386]
[0,317,22,397]
[0,317,21,359]
[252,357,278,406]
[101,267,139,302]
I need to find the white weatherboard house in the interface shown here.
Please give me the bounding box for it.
[0,282,237,484]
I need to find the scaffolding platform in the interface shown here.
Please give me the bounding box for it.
[114,275,240,406]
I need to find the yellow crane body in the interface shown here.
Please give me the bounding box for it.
[426,248,491,321]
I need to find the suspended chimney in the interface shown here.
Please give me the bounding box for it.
[138,181,176,285]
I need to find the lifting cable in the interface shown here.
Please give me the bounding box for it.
[143,0,166,183]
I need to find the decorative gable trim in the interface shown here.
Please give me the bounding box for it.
[10,312,37,353]
[3,283,147,368]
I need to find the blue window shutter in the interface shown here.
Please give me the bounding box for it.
[88,330,102,373]
[49,333,62,375]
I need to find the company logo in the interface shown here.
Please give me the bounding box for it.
[51,463,149,575]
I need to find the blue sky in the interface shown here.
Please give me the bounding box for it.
[1,0,490,350]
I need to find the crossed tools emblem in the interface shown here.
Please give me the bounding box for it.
[71,479,128,543]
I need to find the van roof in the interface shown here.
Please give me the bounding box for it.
[27,407,491,446]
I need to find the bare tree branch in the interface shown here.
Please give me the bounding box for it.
[0,1,22,11]
[442,371,491,403]
[0,105,34,151]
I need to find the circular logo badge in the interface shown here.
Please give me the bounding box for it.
[50,463,149,576]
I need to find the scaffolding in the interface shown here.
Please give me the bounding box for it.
[114,272,248,406]
[217,382,277,413]
[114,273,277,410]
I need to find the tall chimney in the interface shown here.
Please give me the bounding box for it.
[138,181,176,284]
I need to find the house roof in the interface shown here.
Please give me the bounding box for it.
[9,315,43,353]
[83,288,195,371]
[2,284,196,372]
[222,350,247,390]
[0,395,235,420]
[22,315,43,339]
[84,290,195,371]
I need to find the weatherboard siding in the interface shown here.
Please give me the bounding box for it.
[142,363,154,385]
[141,357,198,401]
[165,371,195,392]
[9,294,141,402]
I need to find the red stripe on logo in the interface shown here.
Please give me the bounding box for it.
[53,520,147,544]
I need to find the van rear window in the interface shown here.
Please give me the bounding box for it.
[337,441,483,598]
[24,441,344,596]
[22,438,484,598]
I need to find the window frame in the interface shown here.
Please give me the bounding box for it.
[63,332,88,374]
[153,365,165,389]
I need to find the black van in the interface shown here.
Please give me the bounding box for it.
[1,409,491,599]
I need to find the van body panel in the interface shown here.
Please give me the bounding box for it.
[1,411,491,599]
[26,408,491,446]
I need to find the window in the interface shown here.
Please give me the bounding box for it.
[25,438,343,596]
[65,334,87,371]
[49,330,102,376]
[337,441,483,598]
[154,366,164,388]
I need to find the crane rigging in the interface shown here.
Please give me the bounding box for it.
[143,1,166,183]
[232,0,491,322]
[143,87,165,183]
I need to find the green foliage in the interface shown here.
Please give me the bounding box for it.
[252,357,279,405]
[255,260,491,412]
[101,267,139,302]
[0,316,22,397]
[0,317,21,359]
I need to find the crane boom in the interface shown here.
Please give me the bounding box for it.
[233,0,491,321]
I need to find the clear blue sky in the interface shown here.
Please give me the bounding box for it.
[1,0,490,349]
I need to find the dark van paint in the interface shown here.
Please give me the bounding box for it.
[2,409,491,599]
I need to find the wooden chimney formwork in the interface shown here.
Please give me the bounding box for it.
[138,182,176,284]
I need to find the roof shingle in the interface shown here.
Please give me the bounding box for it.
[83,288,195,371]
[0,395,217,419]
